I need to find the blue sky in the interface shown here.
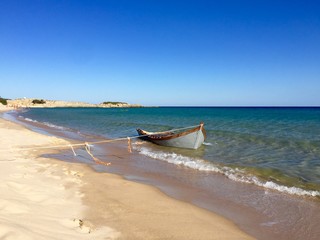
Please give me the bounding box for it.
[1,0,319,106]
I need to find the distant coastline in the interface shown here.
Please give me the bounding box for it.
[6,98,142,108]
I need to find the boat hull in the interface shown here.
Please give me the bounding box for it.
[137,124,206,149]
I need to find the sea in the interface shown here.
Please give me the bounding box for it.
[4,107,320,239]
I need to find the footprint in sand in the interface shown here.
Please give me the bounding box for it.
[63,168,84,178]
[59,218,92,234]
[59,218,121,238]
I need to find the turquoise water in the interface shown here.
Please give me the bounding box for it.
[18,107,320,196]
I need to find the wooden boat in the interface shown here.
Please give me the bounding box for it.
[136,123,206,149]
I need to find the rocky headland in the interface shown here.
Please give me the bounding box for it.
[6,98,142,108]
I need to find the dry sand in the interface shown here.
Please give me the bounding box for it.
[0,110,254,239]
[0,117,118,239]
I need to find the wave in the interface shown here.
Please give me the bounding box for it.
[136,146,320,197]
[43,122,66,130]
[21,116,66,130]
[24,117,38,123]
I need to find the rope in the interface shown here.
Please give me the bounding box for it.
[0,124,200,153]
[127,137,132,153]
[85,142,111,166]
[0,124,201,166]
[69,144,77,156]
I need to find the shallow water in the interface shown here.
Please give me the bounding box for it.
[4,108,320,240]
[16,107,320,196]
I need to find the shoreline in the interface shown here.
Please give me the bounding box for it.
[0,115,118,239]
[6,98,142,108]
[4,107,320,240]
[0,110,254,239]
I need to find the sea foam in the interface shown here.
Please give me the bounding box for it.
[23,117,65,130]
[136,146,320,197]
[24,117,38,123]
[43,122,65,130]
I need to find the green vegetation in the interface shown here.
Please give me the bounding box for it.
[102,101,127,105]
[32,99,46,104]
[0,97,8,105]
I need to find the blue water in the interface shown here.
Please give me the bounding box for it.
[18,107,320,196]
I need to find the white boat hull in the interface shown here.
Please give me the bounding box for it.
[137,124,206,149]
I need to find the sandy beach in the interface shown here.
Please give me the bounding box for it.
[0,108,254,239]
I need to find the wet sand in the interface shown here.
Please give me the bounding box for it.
[56,141,320,240]
[0,112,254,239]
[4,109,320,240]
